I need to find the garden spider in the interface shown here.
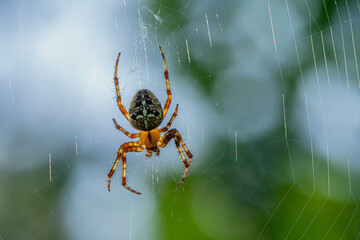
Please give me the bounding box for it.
[108,46,193,195]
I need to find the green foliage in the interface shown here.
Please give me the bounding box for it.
[149,0,188,35]
[0,135,73,240]
[157,130,360,239]
[271,186,358,239]
[156,179,216,240]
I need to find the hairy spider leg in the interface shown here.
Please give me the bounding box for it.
[160,104,178,133]
[122,146,145,195]
[112,118,139,138]
[159,129,193,186]
[159,46,172,118]
[108,141,142,191]
[114,52,130,121]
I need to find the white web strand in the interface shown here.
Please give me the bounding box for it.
[340,159,358,240]
[205,14,213,47]
[320,31,331,91]
[129,203,134,240]
[137,0,150,86]
[185,39,191,63]
[8,79,15,104]
[257,94,295,240]
[284,0,316,190]
[115,17,119,30]
[310,34,327,140]
[298,26,330,231]
[234,130,237,162]
[322,159,358,239]
[345,0,360,88]
[49,153,52,182]
[203,129,234,186]
[335,0,350,90]
[259,0,329,238]
[327,144,330,196]
[282,94,295,182]
[267,0,286,94]
[322,0,342,90]
[75,136,79,156]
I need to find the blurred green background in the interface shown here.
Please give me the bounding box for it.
[1,0,360,239]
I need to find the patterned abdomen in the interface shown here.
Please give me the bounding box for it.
[129,89,164,131]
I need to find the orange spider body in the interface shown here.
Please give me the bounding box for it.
[139,128,160,156]
[108,47,193,195]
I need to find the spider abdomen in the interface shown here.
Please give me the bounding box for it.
[129,89,163,131]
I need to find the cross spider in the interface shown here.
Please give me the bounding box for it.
[108,46,193,195]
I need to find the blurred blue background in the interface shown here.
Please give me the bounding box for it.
[1,0,360,239]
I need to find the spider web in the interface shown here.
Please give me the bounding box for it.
[1,0,360,239]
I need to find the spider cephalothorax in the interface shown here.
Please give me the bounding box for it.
[108,46,193,195]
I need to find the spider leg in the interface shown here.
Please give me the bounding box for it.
[159,129,193,186]
[159,104,178,133]
[114,52,130,121]
[113,118,139,138]
[121,146,145,195]
[145,149,153,157]
[107,141,141,192]
[159,46,172,118]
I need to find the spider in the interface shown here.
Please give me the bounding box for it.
[107,46,193,195]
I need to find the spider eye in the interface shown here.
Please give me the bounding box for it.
[135,92,150,101]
